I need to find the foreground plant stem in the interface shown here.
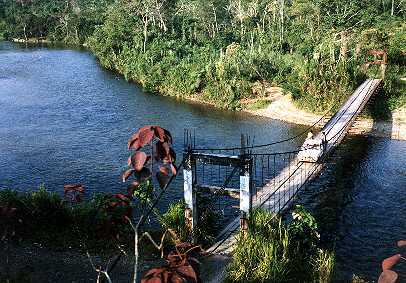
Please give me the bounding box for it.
[126,216,140,283]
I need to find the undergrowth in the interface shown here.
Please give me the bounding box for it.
[226,206,335,283]
[0,187,194,253]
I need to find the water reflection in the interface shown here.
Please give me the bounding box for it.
[296,136,406,281]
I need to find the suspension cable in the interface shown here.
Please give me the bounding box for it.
[137,153,189,230]
[192,106,335,152]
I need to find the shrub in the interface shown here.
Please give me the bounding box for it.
[0,187,119,248]
[159,200,188,242]
[226,206,335,283]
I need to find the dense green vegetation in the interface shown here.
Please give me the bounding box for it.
[226,207,335,282]
[0,186,128,249]
[0,0,114,44]
[0,186,185,250]
[0,0,405,114]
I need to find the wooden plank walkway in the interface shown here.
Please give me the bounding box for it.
[207,79,382,256]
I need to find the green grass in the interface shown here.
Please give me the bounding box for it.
[246,99,272,110]
[226,207,335,283]
[0,20,5,41]
[226,210,291,282]
[159,200,189,242]
[0,187,200,254]
[312,249,335,283]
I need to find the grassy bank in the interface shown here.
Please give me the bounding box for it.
[226,207,335,283]
[0,186,220,250]
[0,187,187,282]
[1,187,336,282]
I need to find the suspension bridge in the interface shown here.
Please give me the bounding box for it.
[199,78,382,255]
[129,52,387,282]
[134,77,382,281]
[179,78,380,282]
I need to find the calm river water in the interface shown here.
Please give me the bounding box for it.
[0,41,405,281]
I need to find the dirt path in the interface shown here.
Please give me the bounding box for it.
[0,243,163,283]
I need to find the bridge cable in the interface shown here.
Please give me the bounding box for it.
[192,107,335,152]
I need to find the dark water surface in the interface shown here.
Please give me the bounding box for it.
[297,137,406,281]
[1,42,405,281]
[0,41,305,194]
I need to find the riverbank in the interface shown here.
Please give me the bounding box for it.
[8,38,405,140]
[243,87,406,140]
[185,85,406,141]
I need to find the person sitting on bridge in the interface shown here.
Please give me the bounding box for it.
[321,131,327,152]
[307,130,314,140]
[299,130,324,162]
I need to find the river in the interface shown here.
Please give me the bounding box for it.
[1,42,405,281]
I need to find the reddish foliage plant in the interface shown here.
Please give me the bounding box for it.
[123,125,177,195]
[98,193,134,240]
[0,206,18,226]
[141,243,202,283]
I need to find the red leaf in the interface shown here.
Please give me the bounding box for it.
[167,253,182,266]
[378,270,398,283]
[169,148,176,163]
[128,133,140,150]
[174,264,198,283]
[141,268,170,283]
[154,142,165,161]
[170,273,185,283]
[142,247,201,283]
[108,201,119,208]
[127,181,140,196]
[153,126,173,144]
[128,126,155,150]
[64,184,85,193]
[138,127,155,147]
[155,141,171,162]
[397,240,406,247]
[113,193,129,202]
[159,166,170,175]
[156,171,169,189]
[128,125,149,149]
[122,169,135,182]
[64,184,85,203]
[128,152,150,171]
[64,184,82,189]
[382,254,401,270]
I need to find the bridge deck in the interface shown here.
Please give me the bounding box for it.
[207,79,382,256]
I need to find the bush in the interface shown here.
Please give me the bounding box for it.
[226,206,335,283]
[0,187,122,249]
[227,209,291,282]
[159,200,189,242]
